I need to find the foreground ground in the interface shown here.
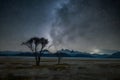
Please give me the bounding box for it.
[0,57,120,80]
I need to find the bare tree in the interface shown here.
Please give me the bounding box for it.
[55,51,62,64]
[21,37,48,66]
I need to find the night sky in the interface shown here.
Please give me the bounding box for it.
[0,0,120,53]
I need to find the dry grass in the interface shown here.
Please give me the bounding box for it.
[0,57,120,80]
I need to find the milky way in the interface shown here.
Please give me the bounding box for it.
[50,0,120,52]
[0,0,120,53]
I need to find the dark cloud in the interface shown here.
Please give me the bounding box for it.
[50,0,120,51]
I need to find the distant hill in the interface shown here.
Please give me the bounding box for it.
[73,53,93,57]
[0,51,20,56]
[54,53,71,57]
[0,50,120,58]
[108,52,120,58]
[92,54,110,58]
[56,49,93,57]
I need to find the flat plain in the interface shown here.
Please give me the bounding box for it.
[0,57,120,80]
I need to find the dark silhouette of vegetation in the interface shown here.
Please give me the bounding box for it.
[55,51,62,64]
[22,37,48,66]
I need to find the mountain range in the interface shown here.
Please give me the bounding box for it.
[0,49,120,58]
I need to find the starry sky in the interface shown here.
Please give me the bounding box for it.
[0,0,120,53]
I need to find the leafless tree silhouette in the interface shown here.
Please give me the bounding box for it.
[55,51,62,64]
[21,37,48,66]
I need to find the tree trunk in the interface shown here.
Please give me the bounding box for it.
[38,51,42,66]
[58,57,61,64]
[37,56,41,66]
[36,60,39,66]
[37,47,43,66]
[34,52,38,66]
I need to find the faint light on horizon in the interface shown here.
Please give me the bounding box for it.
[90,48,101,54]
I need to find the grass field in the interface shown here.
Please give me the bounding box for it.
[0,57,120,80]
